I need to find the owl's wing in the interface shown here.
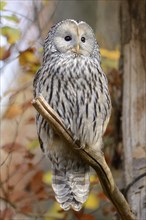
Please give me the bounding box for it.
[33,68,42,97]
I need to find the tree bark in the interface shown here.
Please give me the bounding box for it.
[121,0,146,219]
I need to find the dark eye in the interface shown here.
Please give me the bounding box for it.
[64,36,72,41]
[81,37,86,43]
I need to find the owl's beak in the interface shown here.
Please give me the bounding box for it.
[72,44,80,54]
[75,44,80,54]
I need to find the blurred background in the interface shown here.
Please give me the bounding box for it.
[0,0,145,220]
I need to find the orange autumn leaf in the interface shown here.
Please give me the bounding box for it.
[75,212,96,220]
[97,192,108,201]
[2,142,24,153]
[19,48,40,66]
[102,204,115,216]
[36,187,48,200]
[9,190,30,203]
[19,47,40,74]
[20,204,32,214]
[29,171,44,193]
[0,46,11,60]
[25,116,35,124]
[77,214,96,220]
[4,104,23,119]
[3,100,32,119]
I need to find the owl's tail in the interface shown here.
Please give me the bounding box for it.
[50,153,90,211]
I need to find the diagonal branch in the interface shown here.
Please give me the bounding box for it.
[32,94,136,220]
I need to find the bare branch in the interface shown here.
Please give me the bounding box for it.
[32,95,136,220]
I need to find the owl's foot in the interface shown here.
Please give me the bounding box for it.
[73,138,85,150]
[75,144,85,150]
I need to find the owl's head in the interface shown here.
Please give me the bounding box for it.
[44,19,100,58]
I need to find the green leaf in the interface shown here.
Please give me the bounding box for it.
[100,48,120,60]
[84,192,100,210]
[1,26,20,44]
[2,15,19,23]
[0,1,7,10]
[27,139,39,150]
[43,171,52,185]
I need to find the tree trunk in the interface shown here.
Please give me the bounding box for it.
[121,0,146,219]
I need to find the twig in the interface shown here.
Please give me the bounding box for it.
[32,94,136,220]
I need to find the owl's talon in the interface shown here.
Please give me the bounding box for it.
[75,145,84,150]
[67,125,71,130]
[74,141,85,150]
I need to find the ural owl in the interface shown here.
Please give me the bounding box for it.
[33,19,111,211]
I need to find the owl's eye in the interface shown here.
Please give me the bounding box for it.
[81,37,86,43]
[64,36,72,41]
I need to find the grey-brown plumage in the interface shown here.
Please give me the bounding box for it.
[33,19,111,211]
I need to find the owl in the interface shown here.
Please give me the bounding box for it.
[33,19,111,211]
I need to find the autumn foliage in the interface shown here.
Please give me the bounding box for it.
[0,1,122,219]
